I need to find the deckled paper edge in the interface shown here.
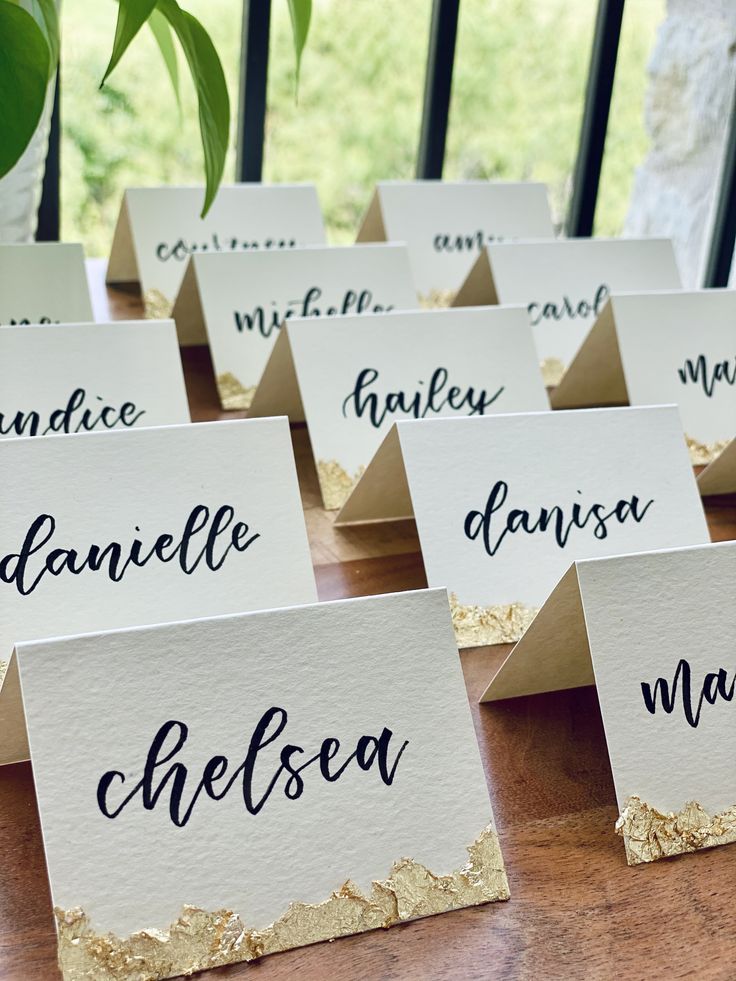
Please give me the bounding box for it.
[686,435,731,466]
[449,593,538,648]
[317,459,366,510]
[216,373,257,411]
[55,823,509,981]
[616,795,736,865]
[143,289,173,320]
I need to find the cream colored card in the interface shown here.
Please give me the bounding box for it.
[698,437,736,496]
[483,542,736,866]
[0,243,93,325]
[106,184,326,309]
[336,406,709,648]
[0,320,190,439]
[171,243,418,410]
[0,418,316,765]
[249,307,549,509]
[553,290,736,464]
[356,180,554,298]
[16,588,508,980]
[453,239,682,384]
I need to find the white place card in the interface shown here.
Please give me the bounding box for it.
[453,238,682,384]
[249,307,549,508]
[106,184,326,308]
[336,406,709,648]
[356,180,554,297]
[0,243,94,325]
[0,418,316,765]
[482,542,736,866]
[553,290,736,464]
[171,243,418,410]
[0,320,190,439]
[17,588,508,980]
[698,437,736,496]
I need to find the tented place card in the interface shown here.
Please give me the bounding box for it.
[453,238,682,384]
[482,542,736,866]
[356,180,554,300]
[16,589,509,980]
[336,406,709,648]
[172,243,418,410]
[0,320,190,439]
[0,243,93,325]
[106,184,326,314]
[698,437,736,496]
[552,290,736,464]
[249,307,549,509]
[0,418,316,765]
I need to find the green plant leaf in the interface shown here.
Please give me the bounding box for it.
[148,7,180,109]
[101,0,158,86]
[0,1,49,177]
[26,0,59,78]
[286,0,311,89]
[156,0,230,217]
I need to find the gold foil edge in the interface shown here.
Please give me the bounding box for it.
[142,289,173,320]
[685,434,730,466]
[0,660,7,687]
[449,593,537,648]
[216,372,257,411]
[55,824,508,981]
[418,289,457,309]
[615,795,736,865]
[541,357,566,387]
[317,458,365,510]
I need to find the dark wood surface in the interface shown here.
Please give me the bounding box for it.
[1,263,735,980]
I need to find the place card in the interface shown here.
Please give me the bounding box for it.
[482,542,736,865]
[0,320,190,439]
[106,184,326,314]
[453,238,682,384]
[698,437,736,496]
[172,243,418,410]
[0,418,316,765]
[336,406,709,648]
[16,588,509,980]
[0,243,94,325]
[552,290,736,464]
[249,307,549,508]
[356,180,554,300]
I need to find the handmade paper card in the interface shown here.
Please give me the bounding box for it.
[453,238,682,384]
[0,243,93,325]
[356,180,554,300]
[107,184,326,316]
[552,290,736,464]
[249,306,549,508]
[336,406,709,648]
[698,437,736,496]
[172,243,418,410]
[16,588,509,980]
[0,418,316,765]
[483,542,736,865]
[0,320,190,439]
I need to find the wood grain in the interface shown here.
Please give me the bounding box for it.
[1,266,734,981]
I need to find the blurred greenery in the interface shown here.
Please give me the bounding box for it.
[60,0,665,255]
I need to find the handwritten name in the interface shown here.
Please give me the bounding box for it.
[528,284,610,327]
[677,355,736,398]
[97,709,409,827]
[342,367,504,428]
[5,316,58,325]
[464,481,654,556]
[0,504,259,597]
[0,388,146,437]
[433,231,504,253]
[641,658,735,729]
[155,234,297,263]
[234,287,394,339]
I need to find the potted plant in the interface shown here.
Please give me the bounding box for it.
[0,0,311,240]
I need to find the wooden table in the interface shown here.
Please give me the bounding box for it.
[2,262,735,980]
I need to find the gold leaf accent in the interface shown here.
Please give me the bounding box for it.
[216,373,257,411]
[0,660,6,687]
[55,825,508,981]
[418,289,457,309]
[449,593,538,648]
[317,459,365,510]
[142,289,173,320]
[541,357,566,387]
[685,434,731,466]
[615,795,736,865]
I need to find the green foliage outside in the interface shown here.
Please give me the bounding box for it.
[60,0,665,256]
